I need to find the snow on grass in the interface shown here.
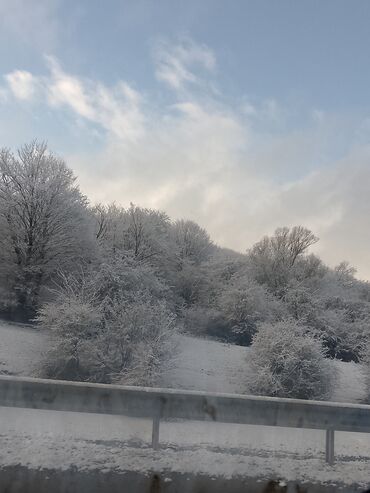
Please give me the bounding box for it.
[161,334,367,404]
[331,359,367,403]
[0,320,49,377]
[0,322,367,403]
[160,334,248,394]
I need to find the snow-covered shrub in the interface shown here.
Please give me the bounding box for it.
[361,345,370,403]
[36,258,178,385]
[246,320,336,400]
[283,277,370,362]
[92,294,176,385]
[315,306,369,362]
[218,277,286,345]
[36,272,102,380]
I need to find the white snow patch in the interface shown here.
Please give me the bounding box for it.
[160,334,249,394]
[0,320,49,376]
[331,360,367,403]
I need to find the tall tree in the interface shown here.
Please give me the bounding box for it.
[248,226,318,294]
[172,219,214,265]
[0,141,93,320]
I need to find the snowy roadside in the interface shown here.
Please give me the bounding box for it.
[0,407,369,488]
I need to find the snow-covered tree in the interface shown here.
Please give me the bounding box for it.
[246,320,336,399]
[248,226,318,294]
[92,202,179,285]
[172,219,214,265]
[97,203,172,262]
[0,141,94,319]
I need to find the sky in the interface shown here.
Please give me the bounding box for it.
[0,0,370,279]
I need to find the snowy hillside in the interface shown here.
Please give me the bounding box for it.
[160,334,367,403]
[0,321,366,404]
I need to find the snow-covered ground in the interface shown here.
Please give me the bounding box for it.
[0,321,367,402]
[0,320,49,377]
[160,334,367,403]
[160,335,248,394]
[0,406,370,488]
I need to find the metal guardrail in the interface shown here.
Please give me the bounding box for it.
[0,375,369,464]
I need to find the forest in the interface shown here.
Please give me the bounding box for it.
[1,141,370,400]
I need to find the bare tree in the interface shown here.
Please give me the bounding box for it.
[286,226,319,267]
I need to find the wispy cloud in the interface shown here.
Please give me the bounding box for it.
[153,37,216,90]
[4,56,145,143]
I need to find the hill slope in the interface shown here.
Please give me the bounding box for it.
[0,321,367,403]
[160,334,367,403]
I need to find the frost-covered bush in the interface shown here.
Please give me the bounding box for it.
[246,320,336,400]
[36,259,177,385]
[218,277,286,345]
[92,294,176,385]
[283,280,370,362]
[38,299,101,380]
[361,346,370,404]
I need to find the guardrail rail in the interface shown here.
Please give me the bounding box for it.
[0,375,370,464]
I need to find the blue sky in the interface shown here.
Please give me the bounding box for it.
[1,0,370,278]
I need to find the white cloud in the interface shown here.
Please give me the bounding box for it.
[46,56,145,142]
[5,70,38,101]
[4,56,145,144]
[45,57,96,120]
[153,37,216,90]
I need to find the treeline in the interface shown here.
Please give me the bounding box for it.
[1,142,370,394]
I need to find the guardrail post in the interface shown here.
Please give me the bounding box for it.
[325,429,335,465]
[151,413,160,450]
[151,398,164,450]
